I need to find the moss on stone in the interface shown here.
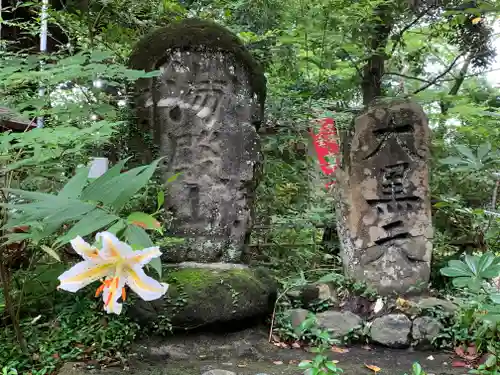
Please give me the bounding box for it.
[129,18,266,111]
[130,266,277,329]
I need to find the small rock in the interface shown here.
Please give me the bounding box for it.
[416,297,457,314]
[149,344,190,360]
[233,342,262,360]
[201,370,237,375]
[370,314,411,348]
[412,316,443,344]
[301,284,338,306]
[316,310,363,338]
[288,308,311,331]
[286,289,302,299]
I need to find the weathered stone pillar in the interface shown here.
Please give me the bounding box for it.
[334,99,433,295]
[127,19,275,331]
[129,19,266,264]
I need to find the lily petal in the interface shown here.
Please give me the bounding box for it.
[102,277,126,315]
[125,246,162,267]
[70,236,100,261]
[58,260,114,292]
[124,265,169,301]
[96,231,133,259]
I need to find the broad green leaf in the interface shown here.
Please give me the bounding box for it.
[58,167,90,199]
[82,163,149,209]
[80,158,130,201]
[489,293,500,304]
[440,260,474,277]
[44,201,96,224]
[456,144,476,162]
[55,209,120,246]
[451,277,472,288]
[439,156,465,165]
[123,224,154,248]
[1,188,58,202]
[464,254,479,276]
[1,232,32,245]
[477,252,496,275]
[127,212,162,231]
[112,157,165,211]
[477,142,491,161]
[40,245,61,262]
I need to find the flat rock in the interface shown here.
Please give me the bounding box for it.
[412,316,443,344]
[201,370,237,375]
[316,310,363,338]
[370,314,411,348]
[127,266,277,330]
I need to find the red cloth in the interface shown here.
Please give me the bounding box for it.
[309,117,340,188]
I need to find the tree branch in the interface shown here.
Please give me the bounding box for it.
[409,54,464,96]
[384,72,433,84]
[389,7,432,58]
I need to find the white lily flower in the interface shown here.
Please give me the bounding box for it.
[57,231,169,315]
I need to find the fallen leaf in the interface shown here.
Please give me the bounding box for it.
[289,360,298,364]
[292,342,301,349]
[331,346,349,353]
[237,364,247,368]
[472,17,482,24]
[365,364,381,372]
[362,345,373,351]
[273,361,284,365]
[452,361,470,368]
[52,353,60,359]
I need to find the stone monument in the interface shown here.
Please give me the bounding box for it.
[127,19,275,330]
[334,99,433,295]
[129,19,266,264]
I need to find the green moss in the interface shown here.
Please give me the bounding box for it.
[164,267,258,289]
[129,18,266,117]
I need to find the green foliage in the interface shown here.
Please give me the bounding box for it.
[1,158,166,275]
[440,252,500,292]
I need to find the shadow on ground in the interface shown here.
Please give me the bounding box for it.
[59,327,467,375]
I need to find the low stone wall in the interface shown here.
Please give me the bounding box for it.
[285,282,457,349]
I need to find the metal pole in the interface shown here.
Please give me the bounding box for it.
[36,0,49,128]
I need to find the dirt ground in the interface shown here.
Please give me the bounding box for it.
[59,327,469,375]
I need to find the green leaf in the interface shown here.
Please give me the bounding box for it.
[123,224,154,248]
[451,277,472,288]
[40,245,61,262]
[439,156,465,165]
[456,144,476,162]
[55,209,120,246]
[123,224,161,277]
[464,254,479,276]
[80,158,130,201]
[489,293,500,304]
[58,167,89,199]
[477,252,496,275]
[127,212,162,231]
[2,188,58,202]
[477,142,491,161]
[167,172,180,183]
[112,157,165,211]
[440,260,474,277]
[298,361,313,369]
[157,190,165,209]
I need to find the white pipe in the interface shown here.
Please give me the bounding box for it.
[37,0,49,128]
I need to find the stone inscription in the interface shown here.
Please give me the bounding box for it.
[334,100,433,295]
[143,50,262,263]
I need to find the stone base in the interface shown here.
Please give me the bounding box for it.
[127,264,277,331]
[285,283,457,349]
